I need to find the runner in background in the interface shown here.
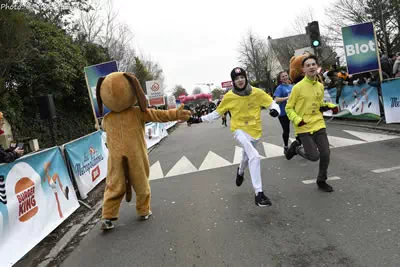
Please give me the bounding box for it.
[273,71,293,153]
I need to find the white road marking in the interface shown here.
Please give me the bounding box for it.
[302,176,341,184]
[233,146,243,164]
[371,166,400,173]
[199,151,232,171]
[328,136,365,148]
[149,161,164,180]
[343,130,399,143]
[165,156,197,177]
[262,142,284,158]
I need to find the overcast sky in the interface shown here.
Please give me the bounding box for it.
[112,0,335,94]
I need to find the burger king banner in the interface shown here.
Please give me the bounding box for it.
[63,131,108,199]
[0,147,79,266]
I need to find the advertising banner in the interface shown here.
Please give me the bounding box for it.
[381,79,400,123]
[146,80,164,99]
[84,61,118,119]
[64,131,108,199]
[342,22,379,75]
[0,148,79,266]
[323,84,381,120]
[167,95,177,109]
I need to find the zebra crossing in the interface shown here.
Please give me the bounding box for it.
[149,130,400,180]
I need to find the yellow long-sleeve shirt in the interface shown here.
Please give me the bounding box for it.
[285,76,336,135]
[214,87,274,139]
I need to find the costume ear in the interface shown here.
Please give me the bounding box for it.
[123,73,147,112]
[96,76,105,117]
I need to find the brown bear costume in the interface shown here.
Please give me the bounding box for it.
[96,72,191,230]
[289,52,312,84]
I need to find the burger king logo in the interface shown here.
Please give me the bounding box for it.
[15,177,38,222]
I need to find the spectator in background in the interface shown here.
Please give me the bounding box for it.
[381,54,393,79]
[0,112,24,163]
[392,52,400,77]
[273,71,293,153]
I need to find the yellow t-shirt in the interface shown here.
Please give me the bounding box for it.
[216,87,273,139]
[285,76,336,135]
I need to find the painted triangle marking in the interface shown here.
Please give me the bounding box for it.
[262,142,284,158]
[199,151,232,171]
[149,161,164,180]
[233,146,243,164]
[328,135,365,148]
[165,156,197,177]
[343,130,399,143]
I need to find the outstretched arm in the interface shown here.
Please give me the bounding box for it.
[142,106,191,123]
[200,110,222,122]
[261,91,280,117]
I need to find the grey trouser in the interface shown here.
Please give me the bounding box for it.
[297,128,330,181]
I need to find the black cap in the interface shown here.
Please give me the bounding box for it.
[230,67,248,90]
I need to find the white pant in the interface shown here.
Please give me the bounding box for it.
[233,130,262,194]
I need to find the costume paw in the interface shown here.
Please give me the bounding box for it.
[177,105,191,121]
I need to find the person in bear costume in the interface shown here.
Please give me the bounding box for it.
[96,72,191,230]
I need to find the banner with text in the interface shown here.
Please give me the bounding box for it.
[0,148,79,266]
[84,61,118,118]
[342,22,379,75]
[381,79,400,123]
[64,131,108,199]
[323,84,381,120]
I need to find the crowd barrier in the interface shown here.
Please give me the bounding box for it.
[381,79,400,124]
[323,84,381,120]
[0,121,176,266]
[0,147,80,266]
[323,81,400,124]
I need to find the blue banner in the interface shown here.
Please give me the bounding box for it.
[381,79,400,123]
[342,22,379,75]
[0,147,79,266]
[64,131,108,199]
[324,84,381,120]
[84,61,118,118]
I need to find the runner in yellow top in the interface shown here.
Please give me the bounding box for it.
[188,67,280,207]
[285,55,339,192]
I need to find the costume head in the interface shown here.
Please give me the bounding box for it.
[230,67,248,90]
[96,72,147,116]
[289,52,312,84]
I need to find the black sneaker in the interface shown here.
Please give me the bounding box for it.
[100,219,114,230]
[236,167,244,186]
[285,140,301,160]
[317,181,334,192]
[283,146,288,154]
[255,192,272,207]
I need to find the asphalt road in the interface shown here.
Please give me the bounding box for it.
[62,113,400,267]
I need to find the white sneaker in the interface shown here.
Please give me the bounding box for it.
[140,210,153,220]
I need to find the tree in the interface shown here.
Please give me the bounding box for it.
[172,85,188,99]
[325,0,400,55]
[132,57,153,94]
[192,87,203,94]
[211,88,224,100]
[24,0,92,31]
[0,3,30,95]
[238,31,276,89]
